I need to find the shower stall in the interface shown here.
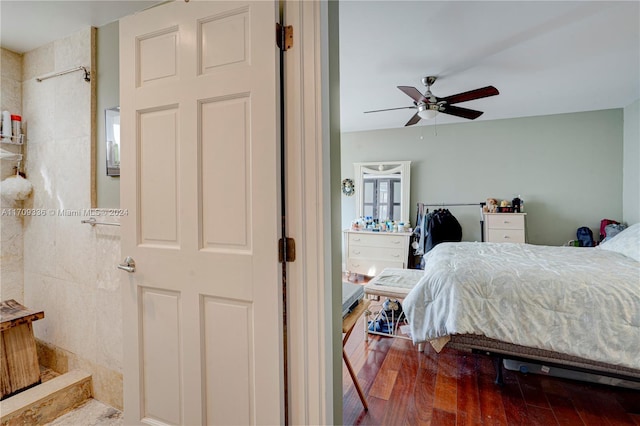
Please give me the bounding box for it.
[0,28,124,421]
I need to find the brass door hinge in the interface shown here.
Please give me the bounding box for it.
[276,23,293,51]
[279,237,296,262]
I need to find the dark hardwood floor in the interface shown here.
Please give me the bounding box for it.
[343,303,640,426]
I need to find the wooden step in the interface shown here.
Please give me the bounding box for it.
[1,300,45,400]
[0,370,92,426]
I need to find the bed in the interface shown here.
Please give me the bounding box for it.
[403,223,640,384]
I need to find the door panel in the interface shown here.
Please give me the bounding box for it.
[138,28,180,86]
[201,296,253,425]
[140,288,182,425]
[139,107,180,247]
[120,2,281,425]
[200,95,250,251]
[199,7,250,72]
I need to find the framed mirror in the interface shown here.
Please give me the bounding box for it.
[105,107,120,176]
[354,161,411,224]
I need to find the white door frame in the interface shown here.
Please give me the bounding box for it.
[284,1,340,424]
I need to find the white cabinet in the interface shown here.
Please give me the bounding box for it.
[484,213,527,243]
[344,230,411,277]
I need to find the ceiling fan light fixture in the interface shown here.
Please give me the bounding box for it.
[417,104,438,120]
[371,77,498,126]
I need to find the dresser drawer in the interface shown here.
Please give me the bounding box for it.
[486,214,525,230]
[344,231,411,277]
[346,258,405,277]
[348,245,405,261]
[487,229,525,243]
[348,233,406,248]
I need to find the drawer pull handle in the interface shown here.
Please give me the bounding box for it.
[352,263,360,267]
[392,241,400,244]
[503,235,510,239]
[353,238,361,242]
[354,250,361,255]
[503,221,510,224]
[392,254,400,258]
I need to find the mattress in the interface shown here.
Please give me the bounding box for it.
[342,282,364,318]
[403,241,640,370]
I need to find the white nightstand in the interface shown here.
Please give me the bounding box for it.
[484,213,527,243]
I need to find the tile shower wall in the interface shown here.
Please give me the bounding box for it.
[20,28,124,409]
[0,48,25,303]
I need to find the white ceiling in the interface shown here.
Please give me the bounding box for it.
[0,1,161,54]
[2,1,638,134]
[339,1,640,132]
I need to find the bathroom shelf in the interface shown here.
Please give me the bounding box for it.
[1,134,25,145]
[0,152,23,161]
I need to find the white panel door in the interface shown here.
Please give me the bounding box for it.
[119,1,282,425]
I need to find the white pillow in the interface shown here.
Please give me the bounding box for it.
[597,222,640,262]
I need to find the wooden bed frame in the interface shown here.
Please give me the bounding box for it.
[446,334,640,386]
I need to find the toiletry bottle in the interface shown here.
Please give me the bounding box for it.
[11,115,21,139]
[2,111,11,138]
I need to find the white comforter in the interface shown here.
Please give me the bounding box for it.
[403,242,640,370]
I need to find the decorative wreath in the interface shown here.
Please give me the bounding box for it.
[341,178,355,196]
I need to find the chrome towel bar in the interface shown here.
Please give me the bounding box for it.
[81,217,120,227]
[36,66,91,83]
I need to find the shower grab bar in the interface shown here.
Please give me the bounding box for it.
[81,217,120,227]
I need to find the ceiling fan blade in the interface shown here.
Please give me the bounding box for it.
[398,86,426,103]
[405,113,421,126]
[439,86,499,105]
[441,105,484,120]
[364,106,417,114]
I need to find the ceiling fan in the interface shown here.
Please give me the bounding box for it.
[365,76,499,126]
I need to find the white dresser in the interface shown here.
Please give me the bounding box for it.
[484,213,527,243]
[344,230,412,277]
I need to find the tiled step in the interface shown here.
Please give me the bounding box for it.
[0,369,92,426]
[44,399,122,425]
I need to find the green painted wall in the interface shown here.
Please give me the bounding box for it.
[623,99,640,224]
[326,1,343,422]
[341,109,624,246]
